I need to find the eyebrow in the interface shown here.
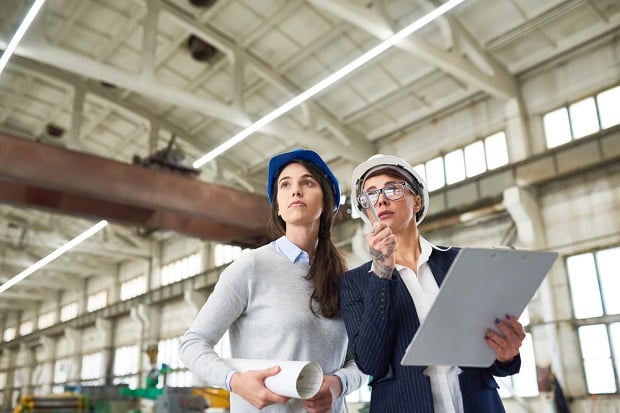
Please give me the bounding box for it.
[278,173,316,184]
[365,180,401,190]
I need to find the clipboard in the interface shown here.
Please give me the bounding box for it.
[401,247,558,367]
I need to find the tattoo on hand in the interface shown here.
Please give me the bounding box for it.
[370,248,393,278]
[370,249,388,261]
[375,263,392,278]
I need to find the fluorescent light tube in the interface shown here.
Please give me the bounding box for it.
[0,0,46,76]
[193,0,464,168]
[0,219,108,295]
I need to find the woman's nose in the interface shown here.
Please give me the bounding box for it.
[376,192,389,205]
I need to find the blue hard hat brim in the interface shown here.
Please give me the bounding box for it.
[267,148,340,212]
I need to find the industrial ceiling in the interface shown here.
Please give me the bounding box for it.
[0,0,618,315]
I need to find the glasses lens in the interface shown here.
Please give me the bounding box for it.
[358,190,378,209]
[385,183,405,200]
[357,194,369,209]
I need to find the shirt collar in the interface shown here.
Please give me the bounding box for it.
[272,236,310,265]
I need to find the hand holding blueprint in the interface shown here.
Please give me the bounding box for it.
[225,358,323,399]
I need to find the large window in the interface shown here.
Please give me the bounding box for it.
[496,310,539,398]
[161,253,202,286]
[160,337,193,387]
[214,244,246,266]
[60,302,78,322]
[53,357,72,393]
[120,275,147,301]
[19,320,33,336]
[3,326,16,342]
[567,246,620,394]
[414,132,509,192]
[543,85,620,148]
[38,311,56,329]
[87,290,108,312]
[81,352,103,385]
[113,345,140,388]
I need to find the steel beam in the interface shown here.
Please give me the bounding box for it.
[0,134,270,247]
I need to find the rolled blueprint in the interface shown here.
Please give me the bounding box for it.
[225,358,323,399]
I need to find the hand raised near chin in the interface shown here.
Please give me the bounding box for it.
[367,221,397,279]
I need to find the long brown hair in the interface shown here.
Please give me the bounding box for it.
[267,160,346,318]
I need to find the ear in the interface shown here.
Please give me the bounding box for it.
[413,195,422,212]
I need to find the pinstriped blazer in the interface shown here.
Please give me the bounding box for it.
[340,246,520,413]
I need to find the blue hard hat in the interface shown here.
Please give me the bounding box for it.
[267,148,340,212]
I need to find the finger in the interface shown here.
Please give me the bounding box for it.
[257,365,281,378]
[494,317,525,344]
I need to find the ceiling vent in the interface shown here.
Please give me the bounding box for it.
[187,35,219,62]
[189,0,218,7]
[45,123,65,139]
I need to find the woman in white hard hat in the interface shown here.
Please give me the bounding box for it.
[180,149,365,413]
[340,154,525,413]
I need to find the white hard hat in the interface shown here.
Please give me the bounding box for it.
[351,154,429,225]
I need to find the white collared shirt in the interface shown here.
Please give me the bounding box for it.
[396,236,464,413]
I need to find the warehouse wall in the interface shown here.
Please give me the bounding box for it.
[1,21,619,413]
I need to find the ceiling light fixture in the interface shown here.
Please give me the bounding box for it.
[193,0,464,168]
[0,0,46,76]
[0,220,108,295]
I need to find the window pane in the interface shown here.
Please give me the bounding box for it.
[3,327,16,341]
[597,86,620,129]
[413,164,426,186]
[114,345,139,376]
[60,302,78,321]
[19,320,33,336]
[425,157,445,191]
[38,311,55,329]
[444,149,466,184]
[511,333,539,396]
[596,247,620,315]
[543,108,572,148]
[579,325,617,392]
[567,253,603,318]
[584,359,617,394]
[54,358,72,384]
[485,132,509,169]
[519,308,530,327]
[81,353,102,380]
[464,141,486,177]
[569,97,599,139]
[579,325,611,359]
[610,323,620,384]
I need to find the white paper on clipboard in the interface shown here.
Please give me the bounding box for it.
[401,247,558,368]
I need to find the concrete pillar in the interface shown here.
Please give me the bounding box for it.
[65,328,82,384]
[39,336,57,394]
[96,318,114,385]
[183,289,206,313]
[16,343,34,395]
[1,348,17,410]
[504,97,531,162]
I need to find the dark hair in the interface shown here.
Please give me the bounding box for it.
[267,160,346,318]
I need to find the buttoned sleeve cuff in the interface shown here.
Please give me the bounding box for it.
[224,369,238,392]
[334,371,348,396]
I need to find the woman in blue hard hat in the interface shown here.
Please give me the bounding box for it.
[179,149,365,413]
[340,154,526,413]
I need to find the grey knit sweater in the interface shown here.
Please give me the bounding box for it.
[179,243,364,412]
